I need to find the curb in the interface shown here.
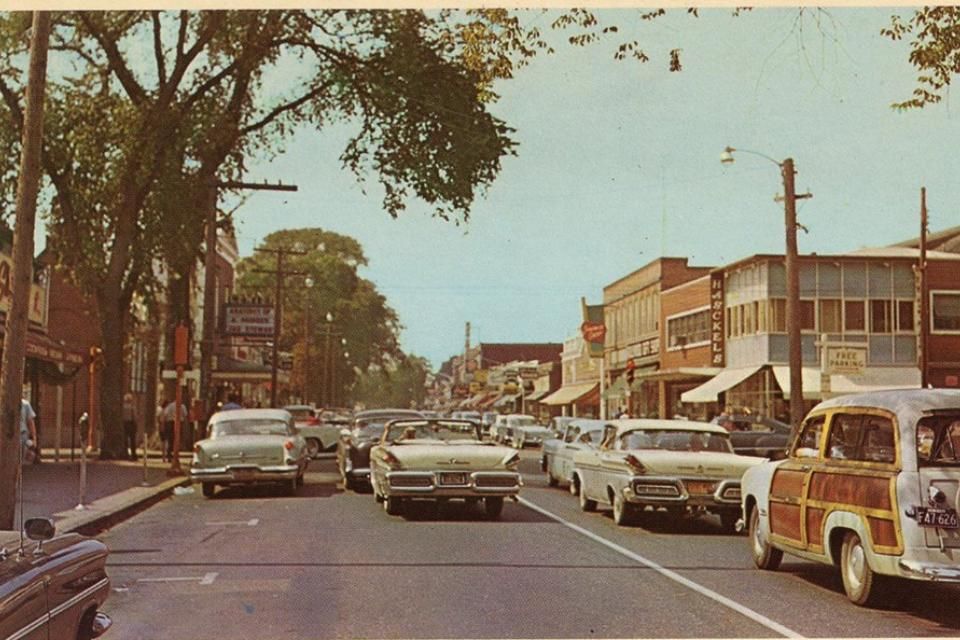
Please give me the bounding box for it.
[54,475,192,536]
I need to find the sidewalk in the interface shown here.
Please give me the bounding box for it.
[15,449,192,535]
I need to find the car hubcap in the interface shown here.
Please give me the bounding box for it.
[846,541,866,592]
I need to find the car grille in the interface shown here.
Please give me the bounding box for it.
[390,476,433,488]
[474,475,519,488]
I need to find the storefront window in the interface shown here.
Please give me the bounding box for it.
[819,299,841,333]
[897,300,914,332]
[932,292,960,333]
[769,298,787,333]
[844,300,865,332]
[799,300,815,331]
[870,299,892,333]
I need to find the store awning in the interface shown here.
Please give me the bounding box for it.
[541,382,599,406]
[22,331,85,366]
[829,367,920,395]
[602,375,628,399]
[771,366,827,401]
[525,388,552,402]
[680,366,763,404]
[494,393,519,408]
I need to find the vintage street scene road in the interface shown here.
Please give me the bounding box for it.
[95,453,959,639]
[3,7,960,639]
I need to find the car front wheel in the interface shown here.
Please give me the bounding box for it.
[384,495,404,515]
[749,504,782,570]
[201,482,215,498]
[612,492,634,526]
[305,438,321,458]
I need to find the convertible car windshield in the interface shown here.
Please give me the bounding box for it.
[385,420,479,443]
[212,419,290,438]
[617,429,733,453]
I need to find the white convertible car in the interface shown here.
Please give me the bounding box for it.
[370,419,523,519]
[571,419,764,530]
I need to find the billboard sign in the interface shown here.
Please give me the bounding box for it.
[223,304,275,338]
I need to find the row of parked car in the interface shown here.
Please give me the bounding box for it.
[536,389,960,608]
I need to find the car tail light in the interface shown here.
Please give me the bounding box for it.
[380,451,401,467]
[308,417,320,425]
[625,454,647,475]
[193,444,202,454]
[284,440,295,451]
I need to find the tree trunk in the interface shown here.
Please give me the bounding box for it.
[0,12,51,530]
[95,293,126,459]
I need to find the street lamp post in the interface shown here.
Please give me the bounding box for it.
[303,277,314,404]
[721,147,811,430]
[323,312,333,408]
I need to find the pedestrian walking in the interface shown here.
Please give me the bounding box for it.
[20,397,38,464]
[122,392,139,460]
[161,397,187,462]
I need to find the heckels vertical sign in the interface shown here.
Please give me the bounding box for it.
[710,272,725,367]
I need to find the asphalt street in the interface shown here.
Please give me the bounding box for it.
[99,452,960,639]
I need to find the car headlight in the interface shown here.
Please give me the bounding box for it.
[379,450,402,469]
[503,452,521,470]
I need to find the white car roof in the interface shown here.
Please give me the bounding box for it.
[608,418,727,438]
[209,408,291,424]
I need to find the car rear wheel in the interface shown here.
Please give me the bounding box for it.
[305,438,321,458]
[841,531,885,606]
[546,470,558,487]
[719,510,740,533]
[201,482,215,498]
[749,505,782,570]
[384,495,404,516]
[484,496,504,519]
[578,483,597,512]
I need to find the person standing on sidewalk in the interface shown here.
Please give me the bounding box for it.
[122,392,139,461]
[21,397,38,464]
[161,397,187,463]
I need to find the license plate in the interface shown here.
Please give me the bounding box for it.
[232,469,256,480]
[914,506,960,529]
[685,481,716,495]
[439,472,467,486]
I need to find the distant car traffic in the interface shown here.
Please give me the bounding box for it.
[542,418,605,487]
[338,408,425,490]
[283,404,341,457]
[742,389,960,606]
[494,414,537,445]
[369,418,522,519]
[510,421,555,449]
[0,518,112,640]
[712,413,792,458]
[190,408,309,497]
[571,419,763,530]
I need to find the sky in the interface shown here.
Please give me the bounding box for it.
[223,7,959,369]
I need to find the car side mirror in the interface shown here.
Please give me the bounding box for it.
[24,517,55,543]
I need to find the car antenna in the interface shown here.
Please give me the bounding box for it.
[16,423,25,558]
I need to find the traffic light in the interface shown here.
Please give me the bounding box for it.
[625,358,636,386]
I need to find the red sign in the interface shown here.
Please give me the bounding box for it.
[946,375,959,387]
[581,321,606,344]
[626,358,636,372]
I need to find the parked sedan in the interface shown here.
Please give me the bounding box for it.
[511,421,555,449]
[0,518,112,640]
[494,414,537,445]
[571,419,764,530]
[283,404,341,457]
[369,418,522,519]
[338,408,425,491]
[712,413,792,458]
[190,408,309,498]
[542,418,605,487]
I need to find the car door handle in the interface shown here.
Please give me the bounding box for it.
[564,445,578,451]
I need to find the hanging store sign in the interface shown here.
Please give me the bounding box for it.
[223,304,275,338]
[709,271,725,367]
[581,297,606,359]
[0,253,46,325]
[825,345,867,375]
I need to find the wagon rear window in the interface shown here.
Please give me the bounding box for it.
[917,416,960,466]
[213,420,290,437]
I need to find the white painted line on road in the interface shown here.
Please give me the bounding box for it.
[137,573,218,586]
[205,519,259,527]
[518,496,804,639]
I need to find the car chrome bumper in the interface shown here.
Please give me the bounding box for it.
[89,611,112,638]
[385,471,522,496]
[898,559,960,582]
[190,464,300,483]
[623,477,742,507]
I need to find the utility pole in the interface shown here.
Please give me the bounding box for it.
[781,158,812,431]
[919,187,929,389]
[253,246,305,407]
[0,12,51,530]
[199,180,296,419]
